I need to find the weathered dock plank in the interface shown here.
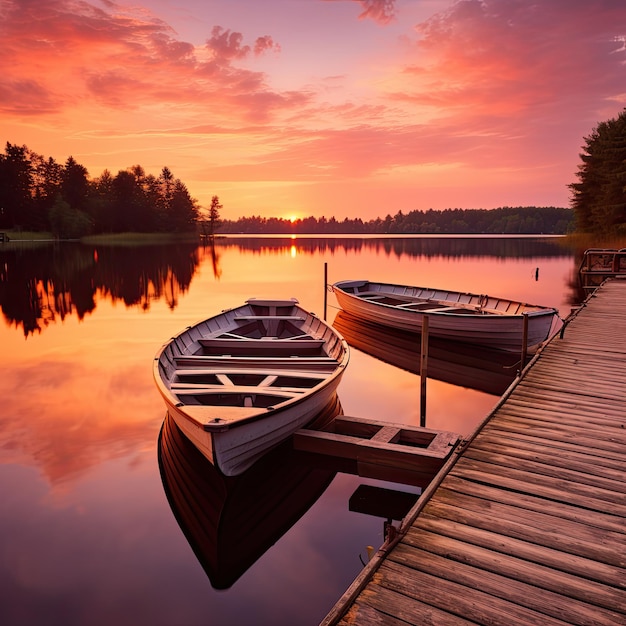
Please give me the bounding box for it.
[469,436,625,477]
[400,527,626,609]
[462,447,626,491]
[386,545,625,625]
[452,459,626,511]
[412,513,625,588]
[441,475,626,533]
[322,279,626,625]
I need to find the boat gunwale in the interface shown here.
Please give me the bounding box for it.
[332,279,558,318]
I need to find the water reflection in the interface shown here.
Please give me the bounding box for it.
[217,235,572,260]
[0,242,199,336]
[0,237,582,338]
[208,241,223,280]
[0,236,585,625]
[158,397,341,589]
[333,311,520,396]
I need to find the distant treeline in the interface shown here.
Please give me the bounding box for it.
[219,207,574,235]
[0,142,199,238]
[1,142,575,237]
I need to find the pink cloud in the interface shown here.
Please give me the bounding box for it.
[205,25,252,62]
[0,0,295,123]
[355,0,396,24]
[0,79,59,115]
[332,0,624,194]
[323,0,397,24]
[254,35,280,56]
[406,0,626,120]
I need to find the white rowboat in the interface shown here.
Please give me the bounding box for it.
[153,298,349,476]
[332,280,559,352]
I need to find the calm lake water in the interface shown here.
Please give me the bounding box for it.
[0,236,584,626]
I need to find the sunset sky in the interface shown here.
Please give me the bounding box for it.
[3,0,626,221]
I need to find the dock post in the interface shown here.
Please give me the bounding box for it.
[420,316,429,427]
[323,262,328,320]
[520,313,528,373]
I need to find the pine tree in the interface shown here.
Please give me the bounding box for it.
[208,195,222,236]
[570,109,626,235]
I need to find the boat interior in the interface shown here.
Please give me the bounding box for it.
[358,291,492,315]
[167,335,340,408]
[159,300,347,411]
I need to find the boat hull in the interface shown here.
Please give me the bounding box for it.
[153,298,349,476]
[165,383,343,476]
[333,280,559,352]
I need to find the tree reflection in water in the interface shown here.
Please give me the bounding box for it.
[0,236,584,337]
[0,242,199,336]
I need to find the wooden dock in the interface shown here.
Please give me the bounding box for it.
[322,278,626,625]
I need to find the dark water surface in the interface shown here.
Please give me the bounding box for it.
[0,236,583,626]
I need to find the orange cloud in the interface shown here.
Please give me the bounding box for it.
[0,0,292,125]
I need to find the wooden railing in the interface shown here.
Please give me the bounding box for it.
[578,247,626,292]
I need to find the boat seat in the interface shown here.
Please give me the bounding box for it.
[173,367,331,380]
[174,354,339,371]
[358,289,479,309]
[198,338,326,357]
[172,383,310,395]
[416,306,478,313]
[396,302,442,310]
[234,315,306,321]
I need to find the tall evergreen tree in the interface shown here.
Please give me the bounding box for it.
[168,180,199,232]
[0,143,33,228]
[31,154,63,229]
[208,195,222,235]
[61,156,90,211]
[570,109,626,235]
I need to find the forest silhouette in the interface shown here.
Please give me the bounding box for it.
[219,206,573,235]
[0,142,573,236]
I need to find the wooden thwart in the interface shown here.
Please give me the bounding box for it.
[294,416,460,475]
[198,337,325,356]
[174,354,338,370]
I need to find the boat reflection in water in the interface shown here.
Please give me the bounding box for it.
[158,396,340,589]
[333,311,519,396]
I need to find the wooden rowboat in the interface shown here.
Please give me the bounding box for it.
[153,298,349,476]
[332,280,559,352]
[158,401,338,589]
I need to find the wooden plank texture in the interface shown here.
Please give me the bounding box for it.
[323,279,626,625]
